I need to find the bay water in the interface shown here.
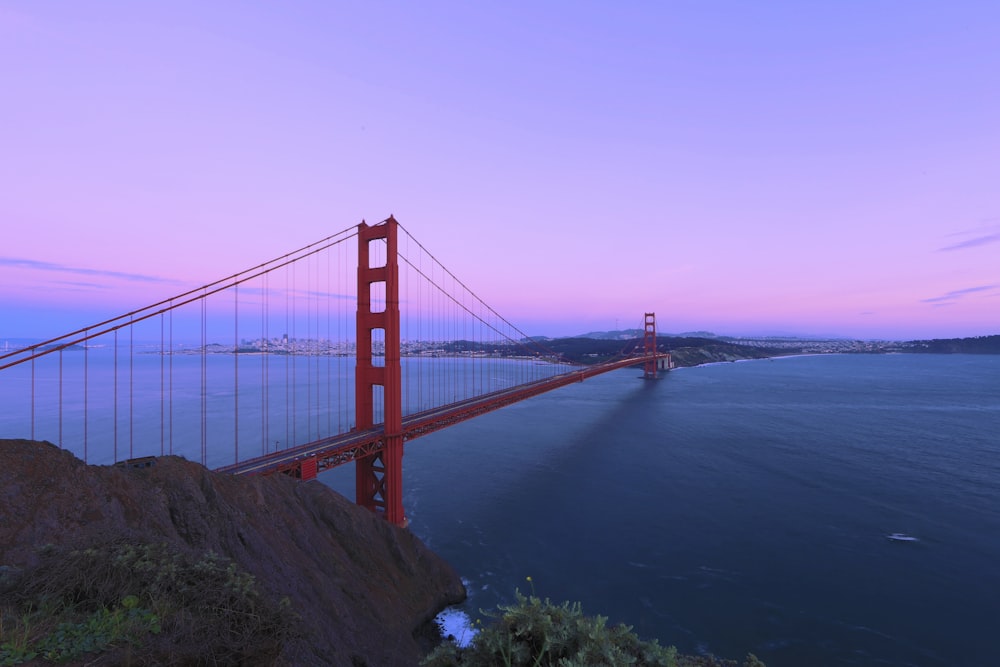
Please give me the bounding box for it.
[324,353,1000,666]
[3,351,998,665]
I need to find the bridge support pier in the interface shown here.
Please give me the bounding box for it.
[355,217,406,527]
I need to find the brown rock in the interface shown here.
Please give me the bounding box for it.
[0,439,466,666]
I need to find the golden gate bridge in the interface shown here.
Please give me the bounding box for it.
[0,217,669,526]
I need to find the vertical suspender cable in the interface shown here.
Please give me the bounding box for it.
[337,238,342,433]
[342,238,347,432]
[129,317,134,459]
[418,239,423,411]
[315,253,320,440]
[312,253,318,440]
[345,236,350,430]
[84,329,89,462]
[439,261,444,407]
[433,260,439,408]
[113,329,118,462]
[160,313,165,456]
[169,306,174,456]
[463,280,467,400]
[453,271,458,402]
[307,246,315,435]
[285,267,290,450]
[310,252,316,439]
[234,283,239,466]
[402,232,407,417]
[201,294,207,466]
[305,255,311,441]
[291,262,297,446]
[30,358,35,442]
[58,349,63,448]
[438,258,441,405]
[262,271,268,455]
[326,243,332,436]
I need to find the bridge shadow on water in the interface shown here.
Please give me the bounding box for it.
[433,370,666,515]
[405,370,677,629]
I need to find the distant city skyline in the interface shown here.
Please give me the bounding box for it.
[2,3,998,341]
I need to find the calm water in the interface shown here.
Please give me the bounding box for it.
[0,351,562,469]
[4,352,998,665]
[323,354,1000,667]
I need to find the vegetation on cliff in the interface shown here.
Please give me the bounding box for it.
[423,590,765,667]
[1,541,294,665]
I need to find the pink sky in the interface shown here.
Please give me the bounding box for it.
[2,2,998,341]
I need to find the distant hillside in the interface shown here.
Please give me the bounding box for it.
[660,337,797,367]
[568,329,722,341]
[574,328,644,341]
[898,335,1000,354]
[539,336,796,366]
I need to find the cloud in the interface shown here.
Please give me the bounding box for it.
[229,286,355,301]
[0,257,178,284]
[938,222,1000,252]
[921,285,998,305]
[938,232,1000,252]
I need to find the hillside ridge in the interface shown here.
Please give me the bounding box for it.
[0,439,465,666]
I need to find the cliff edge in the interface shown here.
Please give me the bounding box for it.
[0,439,466,666]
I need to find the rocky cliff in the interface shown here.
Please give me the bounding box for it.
[0,439,466,666]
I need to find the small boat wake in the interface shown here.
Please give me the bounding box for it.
[886,532,919,542]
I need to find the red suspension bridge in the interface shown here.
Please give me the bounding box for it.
[0,217,669,526]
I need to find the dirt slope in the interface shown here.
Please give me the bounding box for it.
[0,439,466,666]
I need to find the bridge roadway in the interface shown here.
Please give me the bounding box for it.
[217,355,659,479]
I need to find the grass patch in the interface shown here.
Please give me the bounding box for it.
[0,540,295,665]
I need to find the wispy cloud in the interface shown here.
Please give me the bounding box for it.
[921,284,998,306]
[0,257,179,284]
[938,233,1000,252]
[938,221,1000,252]
[52,280,113,291]
[231,286,355,300]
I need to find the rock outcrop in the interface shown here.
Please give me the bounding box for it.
[0,439,466,666]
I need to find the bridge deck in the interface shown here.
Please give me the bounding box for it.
[218,355,657,478]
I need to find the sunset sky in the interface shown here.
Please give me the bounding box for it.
[2,2,998,341]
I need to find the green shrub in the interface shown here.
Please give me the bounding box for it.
[0,540,295,665]
[423,591,678,667]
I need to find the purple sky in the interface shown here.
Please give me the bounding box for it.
[2,2,998,341]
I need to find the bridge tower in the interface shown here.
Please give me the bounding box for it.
[643,312,658,379]
[355,216,406,526]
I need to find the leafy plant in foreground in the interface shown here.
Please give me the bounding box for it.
[423,590,678,667]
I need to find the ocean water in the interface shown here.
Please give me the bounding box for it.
[4,351,998,665]
[323,354,1000,666]
[0,351,563,470]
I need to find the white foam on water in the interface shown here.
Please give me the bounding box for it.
[435,607,477,648]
